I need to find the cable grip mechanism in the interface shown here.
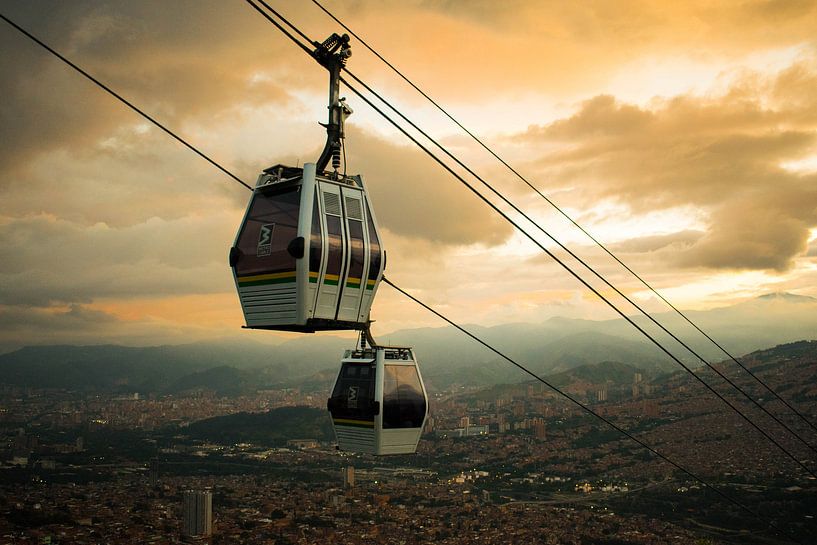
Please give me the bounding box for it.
[314,33,352,175]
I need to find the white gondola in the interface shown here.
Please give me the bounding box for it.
[328,346,428,455]
[229,163,384,332]
[228,33,386,333]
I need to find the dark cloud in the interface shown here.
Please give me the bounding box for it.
[0,214,235,306]
[0,0,298,178]
[675,189,817,271]
[347,131,513,246]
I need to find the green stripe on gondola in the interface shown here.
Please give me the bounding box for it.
[237,271,297,287]
[346,281,361,289]
[333,418,375,428]
[324,278,339,285]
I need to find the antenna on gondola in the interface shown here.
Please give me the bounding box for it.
[313,33,353,177]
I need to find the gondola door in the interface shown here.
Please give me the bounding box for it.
[312,182,346,320]
[337,186,368,322]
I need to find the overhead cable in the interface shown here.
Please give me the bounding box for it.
[383,277,800,544]
[337,68,817,457]
[308,0,817,437]
[243,0,817,478]
[0,13,252,192]
[1,9,803,542]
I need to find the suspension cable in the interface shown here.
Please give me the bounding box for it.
[0,9,804,542]
[337,68,817,456]
[308,0,817,437]
[0,14,252,192]
[339,74,817,479]
[383,277,800,544]
[243,0,817,479]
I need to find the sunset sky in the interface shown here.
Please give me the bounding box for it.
[1,0,816,353]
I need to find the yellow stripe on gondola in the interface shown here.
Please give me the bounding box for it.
[333,418,375,428]
[309,271,319,278]
[324,274,340,281]
[238,271,297,283]
[366,279,376,287]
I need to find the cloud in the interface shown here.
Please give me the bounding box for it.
[610,230,704,254]
[347,131,513,246]
[0,213,236,306]
[514,61,817,271]
[676,191,817,271]
[0,0,297,178]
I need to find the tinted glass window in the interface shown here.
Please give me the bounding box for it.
[382,364,426,429]
[308,195,322,282]
[329,362,377,421]
[346,220,365,288]
[235,187,300,277]
[365,201,381,290]
[324,215,343,282]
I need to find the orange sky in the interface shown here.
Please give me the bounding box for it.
[1,0,816,352]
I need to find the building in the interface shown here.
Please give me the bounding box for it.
[182,489,213,538]
[533,420,546,440]
[343,466,355,489]
[149,458,160,487]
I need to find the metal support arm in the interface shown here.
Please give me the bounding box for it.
[313,33,352,174]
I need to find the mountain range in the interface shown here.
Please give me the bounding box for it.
[1,292,815,393]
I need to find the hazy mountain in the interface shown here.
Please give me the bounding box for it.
[184,406,333,446]
[1,293,815,392]
[0,340,337,392]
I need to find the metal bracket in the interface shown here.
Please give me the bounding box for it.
[313,33,352,175]
[359,320,378,349]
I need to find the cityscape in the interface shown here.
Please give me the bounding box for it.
[2,341,816,543]
[2,3,817,544]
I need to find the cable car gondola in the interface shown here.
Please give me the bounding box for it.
[229,32,427,455]
[328,345,428,455]
[229,162,384,332]
[228,33,384,332]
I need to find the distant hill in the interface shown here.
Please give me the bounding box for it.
[545,360,644,388]
[0,341,337,393]
[164,365,260,397]
[1,292,815,392]
[470,360,644,401]
[184,406,332,446]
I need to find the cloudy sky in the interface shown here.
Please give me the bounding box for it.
[1,0,816,352]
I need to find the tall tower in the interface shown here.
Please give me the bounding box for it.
[182,489,213,538]
[149,458,159,488]
[343,466,355,489]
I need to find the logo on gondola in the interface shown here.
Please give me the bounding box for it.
[347,386,358,408]
[257,224,274,257]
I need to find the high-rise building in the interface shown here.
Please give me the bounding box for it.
[343,466,355,489]
[149,458,160,488]
[634,372,643,384]
[596,387,608,402]
[533,420,546,440]
[182,489,213,538]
